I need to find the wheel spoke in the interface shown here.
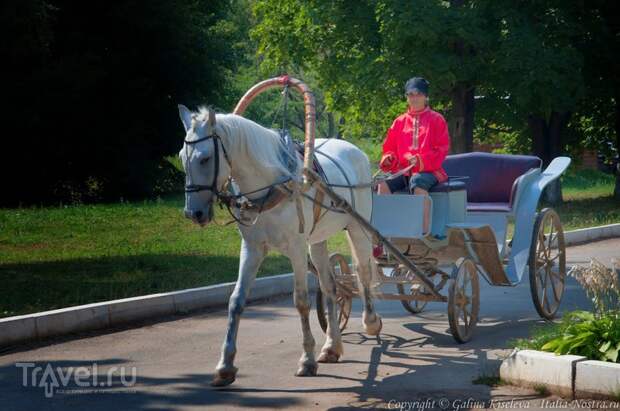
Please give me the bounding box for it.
[538,237,548,261]
[548,262,564,278]
[548,232,557,250]
[543,218,553,258]
[550,269,564,300]
[537,231,547,254]
[548,272,561,303]
[543,288,551,313]
[541,270,549,310]
[339,302,349,326]
[462,306,469,328]
[536,265,546,290]
[462,275,468,293]
[548,251,562,263]
[547,222,555,251]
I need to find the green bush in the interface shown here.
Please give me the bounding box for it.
[540,311,620,362]
[514,311,620,363]
[515,259,620,363]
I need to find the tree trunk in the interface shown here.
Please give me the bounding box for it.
[448,0,475,154]
[528,111,570,205]
[449,84,475,153]
[614,88,620,201]
[528,115,549,164]
[545,111,570,205]
[548,111,570,161]
[337,116,345,139]
[327,112,335,139]
[614,164,620,201]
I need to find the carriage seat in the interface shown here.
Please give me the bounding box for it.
[442,152,542,213]
[428,180,466,193]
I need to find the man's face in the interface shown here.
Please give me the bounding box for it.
[406,91,426,109]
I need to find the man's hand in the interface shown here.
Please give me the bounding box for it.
[379,153,396,171]
[403,152,418,166]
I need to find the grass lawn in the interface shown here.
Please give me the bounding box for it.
[1,167,618,318]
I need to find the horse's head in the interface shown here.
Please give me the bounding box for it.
[178,105,231,226]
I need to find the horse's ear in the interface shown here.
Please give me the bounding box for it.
[178,104,192,132]
[208,107,216,127]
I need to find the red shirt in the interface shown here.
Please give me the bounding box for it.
[381,106,450,183]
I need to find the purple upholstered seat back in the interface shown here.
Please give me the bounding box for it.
[443,152,542,204]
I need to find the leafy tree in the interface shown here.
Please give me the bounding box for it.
[0,0,241,205]
[482,1,583,165]
[252,0,500,153]
[569,1,620,199]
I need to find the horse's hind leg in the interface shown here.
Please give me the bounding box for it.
[288,244,318,377]
[309,241,343,363]
[212,239,265,387]
[345,223,382,336]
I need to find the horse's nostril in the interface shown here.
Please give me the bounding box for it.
[195,210,204,220]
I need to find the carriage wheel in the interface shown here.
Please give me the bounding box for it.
[396,269,443,314]
[397,282,428,313]
[316,253,354,333]
[448,258,480,343]
[528,208,566,320]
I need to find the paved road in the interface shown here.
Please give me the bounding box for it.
[1,239,618,411]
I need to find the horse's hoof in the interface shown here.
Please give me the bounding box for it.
[295,363,318,377]
[364,315,383,336]
[211,370,236,387]
[317,349,341,363]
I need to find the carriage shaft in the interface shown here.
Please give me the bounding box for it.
[374,293,445,302]
[306,169,445,300]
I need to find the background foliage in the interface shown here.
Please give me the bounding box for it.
[1,0,619,205]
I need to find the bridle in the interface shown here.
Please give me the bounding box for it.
[183,130,232,197]
[182,123,294,226]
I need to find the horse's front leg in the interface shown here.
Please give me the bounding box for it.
[288,244,318,377]
[346,224,383,335]
[212,239,265,387]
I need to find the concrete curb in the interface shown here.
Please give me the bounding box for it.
[564,223,620,246]
[1,223,618,349]
[0,273,317,348]
[500,349,620,399]
[575,360,620,399]
[499,349,584,398]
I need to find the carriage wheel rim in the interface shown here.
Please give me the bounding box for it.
[397,268,444,314]
[456,270,473,336]
[449,258,479,342]
[319,290,351,332]
[533,210,566,317]
[331,253,352,330]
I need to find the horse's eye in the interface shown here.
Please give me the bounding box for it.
[200,158,209,165]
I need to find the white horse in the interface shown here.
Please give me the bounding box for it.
[178,105,382,387]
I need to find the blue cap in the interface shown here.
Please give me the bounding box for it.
[405,77,429,95]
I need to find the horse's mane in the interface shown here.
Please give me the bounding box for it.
[196,107,295,179]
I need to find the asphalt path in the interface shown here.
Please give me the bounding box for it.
[1,238,618,411]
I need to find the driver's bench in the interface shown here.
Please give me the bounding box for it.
[372,152,544,241]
